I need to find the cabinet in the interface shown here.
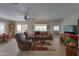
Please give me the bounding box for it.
[66,47,77,56]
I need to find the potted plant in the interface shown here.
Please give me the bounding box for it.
[65,34,78,56]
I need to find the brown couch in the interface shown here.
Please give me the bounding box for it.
[34,31,52,40]
[0,33,11,43]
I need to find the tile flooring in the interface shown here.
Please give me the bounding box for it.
[0,38,66,56]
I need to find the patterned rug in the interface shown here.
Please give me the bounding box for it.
[32,41,56,51]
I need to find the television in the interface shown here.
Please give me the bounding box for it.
[64,25,77,34]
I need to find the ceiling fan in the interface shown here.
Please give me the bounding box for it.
[12,4,35,21]
[24,9,35,21]
[24,10,35,21]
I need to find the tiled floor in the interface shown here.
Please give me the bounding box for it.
[0,38,66,56]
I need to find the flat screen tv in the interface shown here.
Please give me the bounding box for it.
[64,25,77,34]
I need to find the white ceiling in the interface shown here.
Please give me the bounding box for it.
[0,3,79,21]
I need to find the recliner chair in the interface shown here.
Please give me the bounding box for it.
[15,33,33,50]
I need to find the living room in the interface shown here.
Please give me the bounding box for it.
[0,3,79,56]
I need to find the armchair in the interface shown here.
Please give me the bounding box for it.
[15,33,32,50]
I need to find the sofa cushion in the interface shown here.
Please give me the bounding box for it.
[34,31,40,35]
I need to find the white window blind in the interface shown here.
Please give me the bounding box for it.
[0,22,5,34]
[21,24,28,33]
[35,24,47,31]
[53,26,59,31]
[16,24,21,33]
[17,24,28,33]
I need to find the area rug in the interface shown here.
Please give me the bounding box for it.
[42,42,52,46]
[32,41,56,51]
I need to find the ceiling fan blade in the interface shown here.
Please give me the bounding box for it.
[24,17,35,21]
[30,18,35,20]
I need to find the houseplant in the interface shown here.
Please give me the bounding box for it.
[65,34,78,56]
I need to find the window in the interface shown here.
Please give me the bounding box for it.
[35,24,47,31]
[21,24,28,33]
[16,24,21,33]
[0,23,5,34]
[16,24,28,33]
[53,26,59,31]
